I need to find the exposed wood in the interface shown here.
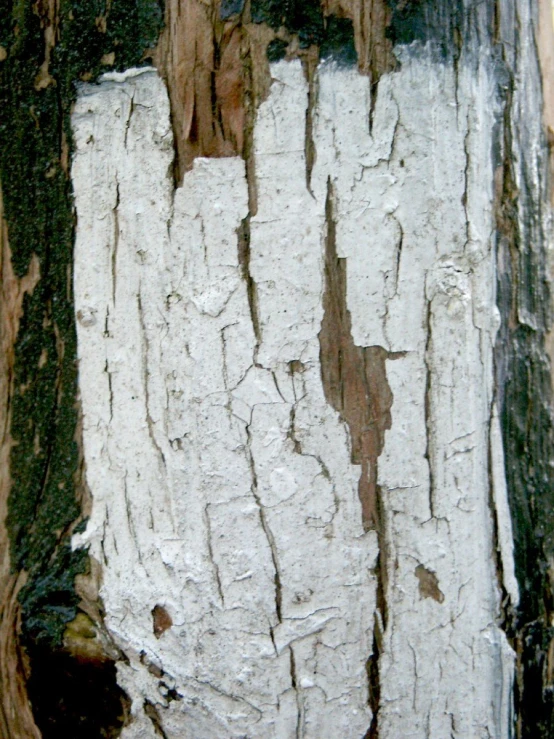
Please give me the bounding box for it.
[154,1,244,180]
[154,0,395,182]
[33,0,59,91]
[322,0,393,77]
[319,180,400,531]
[0,190,41,739]
[0,573,40,739]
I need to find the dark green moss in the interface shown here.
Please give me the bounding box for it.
[385,0,496,59]
[0,0,162,732]
[320,16,357,66]
[18,545,89,648]
[386,0,460,49]
[266,38,288,63]
[0,5,162,735]
[250,1,357,64]
[220,0,245,20]
[251,0,324,48]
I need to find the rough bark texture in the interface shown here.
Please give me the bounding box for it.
[0,190,41,739]
[0,1,163,735]
[0,1,553,738]
[493,2,554,734]
[151,0,395,182]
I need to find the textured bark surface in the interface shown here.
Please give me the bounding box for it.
[72,66,380,737]
[153,0,395,182]
[493,2,554,734]
[70,40,521,739]
[0,1,553,737]
[0,189,41,739]
[0,1,163,736]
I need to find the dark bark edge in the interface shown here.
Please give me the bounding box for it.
[0,0,162,735]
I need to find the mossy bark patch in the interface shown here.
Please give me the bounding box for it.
[385,0,466,53]
[0,0,163,735]
[250,0,325,48]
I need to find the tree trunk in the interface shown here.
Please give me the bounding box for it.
[1,2,553,738]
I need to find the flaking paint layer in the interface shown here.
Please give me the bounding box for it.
[72,54,517,737]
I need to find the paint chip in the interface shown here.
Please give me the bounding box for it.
[415,564,444,603]
[152,604,172,638]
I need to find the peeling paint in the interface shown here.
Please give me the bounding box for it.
[414,565,444,604]
[73,64,379,737]
[72,52,520,737]
[318,177,401,531]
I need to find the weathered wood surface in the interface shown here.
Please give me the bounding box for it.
[0,1,553,737]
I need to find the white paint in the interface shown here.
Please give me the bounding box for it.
[72,55,517,738]
[312,54,517,738]
[72,65,377,739]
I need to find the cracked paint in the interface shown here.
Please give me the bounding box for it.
[72,53,517,738]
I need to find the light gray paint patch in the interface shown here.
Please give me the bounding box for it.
[72,56,517,738]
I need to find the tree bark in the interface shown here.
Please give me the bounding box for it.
[1,1,553,738]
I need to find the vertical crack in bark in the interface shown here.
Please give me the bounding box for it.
[365,632,381,738]
[391,217,403,300]
[237,216,261,351]
[205,503,225,605]
[423,299,435,518]
[486,410,514,633]
[289,645,303,738]
[369,78,379,136]
[244,416,282,623]
[105,359,114,424]
[302,55,319,194]
[235,10,262,354]
[123,92,135,148]
[461,115,471,248]
[111,180,120,306]
[137,290,166,468]
[123,474,142,566]
[365,549,386,739]
[288,404,303,455]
